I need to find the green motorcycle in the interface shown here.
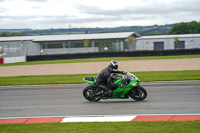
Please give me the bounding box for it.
[83,72,147,102]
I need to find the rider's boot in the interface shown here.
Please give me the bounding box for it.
[104,90,112,98]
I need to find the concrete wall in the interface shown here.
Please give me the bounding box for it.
[0,56,26,64]
[4,56,26,64]
[136,35,200,50]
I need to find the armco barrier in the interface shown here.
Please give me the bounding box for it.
[27,48,200,61]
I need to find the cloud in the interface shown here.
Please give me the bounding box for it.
[26,0,48,2]
[0,15,73,21]
[74,0,200,17]
[71,0,200,25]
[0,6,10,13]
[0,0,48,2]
[0,14,121,29]
[31,6,41,9]
[0,0,199,29]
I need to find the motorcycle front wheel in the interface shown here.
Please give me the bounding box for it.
[83,85,101,102]
[129,86,147,101]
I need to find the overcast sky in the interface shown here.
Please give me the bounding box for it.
[0,0,200,29]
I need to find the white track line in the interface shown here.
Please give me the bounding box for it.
[61,115,136,122]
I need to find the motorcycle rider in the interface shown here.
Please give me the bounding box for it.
[96,60,126,97]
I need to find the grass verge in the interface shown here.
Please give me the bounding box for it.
[0,55,200,66]
[0,70,199,86]
[1,121,200,133]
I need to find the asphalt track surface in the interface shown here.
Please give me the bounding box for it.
[0,81,200,118]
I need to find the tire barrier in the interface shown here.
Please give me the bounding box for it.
[27,48,200,61]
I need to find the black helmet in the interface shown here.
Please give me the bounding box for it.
[108,60,118,72]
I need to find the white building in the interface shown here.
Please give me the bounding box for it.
[0,32,200,64]
[0,32,139,63]
[136,34,200,51]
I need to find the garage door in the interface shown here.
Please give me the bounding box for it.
[175,41,185,49]
[154,42,164,50]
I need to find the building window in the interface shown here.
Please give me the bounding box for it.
[47,44,63,49]
[42,42,63,49]
[95,41,113,52]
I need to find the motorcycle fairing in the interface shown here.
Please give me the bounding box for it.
[112,76,140,98]
[83,77,96,86]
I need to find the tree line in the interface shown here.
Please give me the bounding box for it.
[0,21,200,37]
[0,32,27,37]
[169,21,200,34]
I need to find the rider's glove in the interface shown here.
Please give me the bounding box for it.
[122,71,127,74]
[118,84,123,88]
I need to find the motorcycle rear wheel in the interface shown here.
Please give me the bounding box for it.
[129,86,147,101]
[83,85,101,102]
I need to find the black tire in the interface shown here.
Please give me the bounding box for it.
[83,85,101,102]
[129,86,147,101]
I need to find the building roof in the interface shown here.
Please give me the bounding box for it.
[138,34,200,40]
[0,32,140,42]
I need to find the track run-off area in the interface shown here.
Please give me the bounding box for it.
[0,81,200,119]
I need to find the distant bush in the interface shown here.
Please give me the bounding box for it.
[0,32,27,37]
[169,21,200,34]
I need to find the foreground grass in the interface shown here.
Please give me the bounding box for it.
[1,121,200,133]
[0,55,200,66]
[0,70,199,86]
